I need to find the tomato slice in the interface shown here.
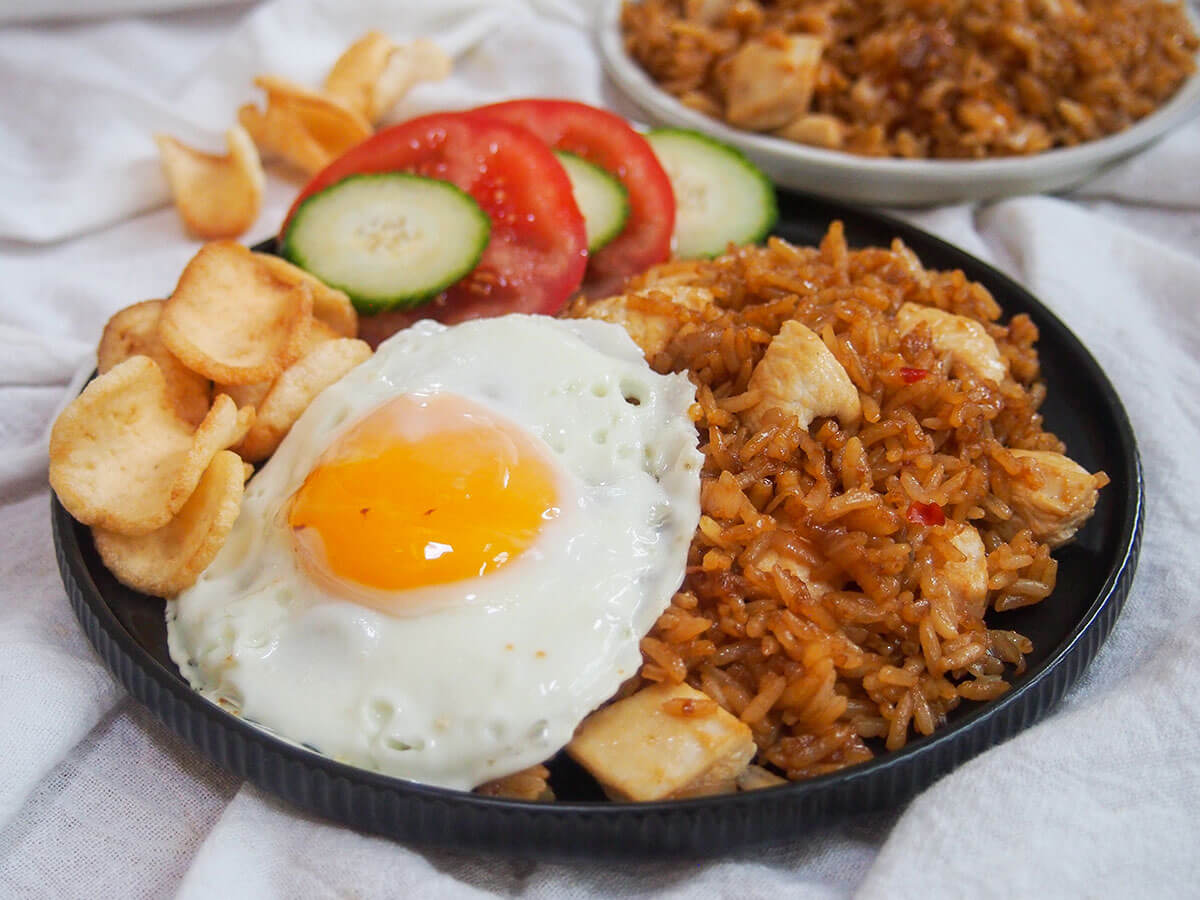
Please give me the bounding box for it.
[283,112,587,342]
[473,99,675,296]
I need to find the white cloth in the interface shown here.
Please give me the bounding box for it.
[1,1,1197,896]
[0,1,246,26]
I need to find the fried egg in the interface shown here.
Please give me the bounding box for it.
[166,314,702,790]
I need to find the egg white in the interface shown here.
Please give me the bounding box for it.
[167,314,702,790]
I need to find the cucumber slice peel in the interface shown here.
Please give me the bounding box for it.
[646,128,778,259]
[281,173,491,314]
[553,150,630,253]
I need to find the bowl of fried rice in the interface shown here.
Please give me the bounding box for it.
[600,0,1200,204]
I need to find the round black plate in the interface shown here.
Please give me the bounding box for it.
[53,190,1142,858]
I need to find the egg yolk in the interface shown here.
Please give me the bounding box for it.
[288,393,560,599]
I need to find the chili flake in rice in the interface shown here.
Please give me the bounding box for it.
[567,223,1107,782]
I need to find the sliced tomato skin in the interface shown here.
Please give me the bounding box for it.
[283,112,587,338]
[473,99,675,296]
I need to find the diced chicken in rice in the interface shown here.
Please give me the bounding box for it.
[724,35,824,131]
[736,764,788,791]
[581,286,714,359]
[1006,449,1104,547]
[938,523,989,619]
[752,547,831,598]
[567,682,756,801]
[685,0,732,24]
[775,113,846,149]
[897,303,1008,384]
[746,320,861,431]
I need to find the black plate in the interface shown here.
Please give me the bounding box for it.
[53,190,1142,858]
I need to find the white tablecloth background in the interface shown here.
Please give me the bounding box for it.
[1,1,1197,896]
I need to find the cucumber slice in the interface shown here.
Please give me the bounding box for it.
[646,128,778,259]
[281,173,490,314]
[553,150,630,253]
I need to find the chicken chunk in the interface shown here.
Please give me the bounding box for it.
[753,547,831,598]
[737,764,788,791]
[897,303,1007,383]
[724,35,824,131]
[1006,449,1104,547]
[685,0,732,24]
[775,114,846,149]
[936,523,989,619]
[581,286,714,359]
[567,682,756,802]
[745,320,861,431]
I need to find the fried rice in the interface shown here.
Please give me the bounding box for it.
[566,223,1107,783]
[622,0,1199,158]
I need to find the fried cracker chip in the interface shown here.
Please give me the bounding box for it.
[238,101,329,177]
[238,337,372,462]
[160,241,314,385]
[255,253,357,337]
[325,32,452,124]
[93,449,245,597]
[218,379,270,412]
[49,356,253,536]
[217,318,341,410]
[369,38,451,122]
[155,125,264,239]
[98,300,212,427]
[238,75,372,176]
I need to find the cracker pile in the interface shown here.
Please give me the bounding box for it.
[50,245,371,597]
[156,32,451,240]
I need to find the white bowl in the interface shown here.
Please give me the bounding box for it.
[598,0,1200,206]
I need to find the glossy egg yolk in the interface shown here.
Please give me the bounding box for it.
[289,393,560,601]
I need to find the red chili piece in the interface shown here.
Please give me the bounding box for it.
[900,367,928,383]
[906,500,945,526]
